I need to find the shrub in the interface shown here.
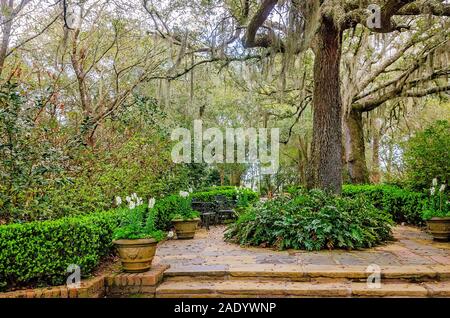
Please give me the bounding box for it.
[198,186,237,192]
[112,205,165,241]
[0,207,131,291]
[421,179,449,220]
[225,189,394,251]
[403,120,450,191]
[171,194,200,221]
[152,195,188,231]
[191,188,259,204]
[342,184,427,225]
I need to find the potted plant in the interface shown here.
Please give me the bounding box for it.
[172,191,200,239]
[423,179,450,241]
[113,195,165,272]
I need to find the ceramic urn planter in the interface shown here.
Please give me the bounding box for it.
[172,218,200,239]
[113,238,157,272]
[426,217,450,241]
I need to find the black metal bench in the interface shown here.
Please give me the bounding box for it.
[214,195,237,224]
[191,200,217,230]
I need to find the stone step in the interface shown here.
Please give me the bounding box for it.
[164,264,450,283]
[156,279,450,298]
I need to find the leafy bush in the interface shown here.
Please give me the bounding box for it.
[225,190,393,251]
[112,205,165,241]
[0,81,68,223]
[422,209,450,220]
[342,184,426,225]
[171,194,200,221]
[198,186,237,192]
[421,179,449,220]
[0,207,130,291]
[152,195,189,230]
[0,82,193,224]
[403,120,450,191]
[191,188,259,204]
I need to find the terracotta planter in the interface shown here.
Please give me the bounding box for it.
[172,218,200,239]
[426,217,450,242]
[113,238,157,273]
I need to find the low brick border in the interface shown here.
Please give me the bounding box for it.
[0,265,169,298]
[106,265,168,298]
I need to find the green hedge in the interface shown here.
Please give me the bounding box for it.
[191,188,259,203]
[0,207,131,291]
[342,185,426,225]
[197,186,237,192]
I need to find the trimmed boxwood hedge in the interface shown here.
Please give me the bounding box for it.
[191,188,259,203]
[0,207,132,291]
[342,185,427,225]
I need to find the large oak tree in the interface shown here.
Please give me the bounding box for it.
[237,0,449,193]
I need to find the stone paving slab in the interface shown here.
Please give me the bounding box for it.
[154,225,450,272]
[156,279,450,298]
[156,280,352,297]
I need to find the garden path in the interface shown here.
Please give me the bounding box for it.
[153,225,450,272]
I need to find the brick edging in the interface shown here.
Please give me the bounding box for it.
[0,264,170,298]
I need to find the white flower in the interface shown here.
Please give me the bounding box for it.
[167,231,174,239]
[129,201,136,210]
[188,188,193,193]
[115,196,122,206]
[430,187,436,196]
[125,196,131,203]
[439,184,446,192]
[432,178,438,186]
[148,198,156,209]
[132,193,138,200]
[179,191,189,198]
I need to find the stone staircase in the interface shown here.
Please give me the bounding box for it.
[155,264,450,298]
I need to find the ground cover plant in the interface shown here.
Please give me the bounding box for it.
[225,189,394,251]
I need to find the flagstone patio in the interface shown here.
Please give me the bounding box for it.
[153,225,450,271]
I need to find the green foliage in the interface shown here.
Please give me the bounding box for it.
[182,164,223,190]
[191,188,259,204]
[0,208,129,291]
[171,196,200,221]
[112,205,165,241]
[225,189,393,251]
[421,179,449,220]
[152,195,193,230]
[403,120,450,191]
[171,210,200,221]
[152,188,258,229]
[0,82,67,223]
[198,186,237,192]
[422,209,450,220]
[0,82,191,224]
[342,184,427,225]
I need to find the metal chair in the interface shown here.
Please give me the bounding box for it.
[192,201,217,230]
[214,196,236,224]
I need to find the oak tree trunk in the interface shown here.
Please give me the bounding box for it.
[307,20,343,194]
[371,126,381,183]
[344,109,369,184]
